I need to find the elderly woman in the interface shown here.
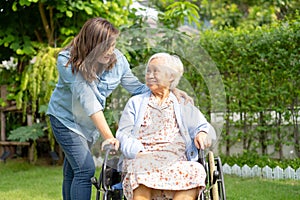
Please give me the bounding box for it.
[116,53,210,200]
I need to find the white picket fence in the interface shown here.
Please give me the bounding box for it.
[223,163,300,180]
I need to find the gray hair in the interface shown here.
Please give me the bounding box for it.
[146,53,184,89]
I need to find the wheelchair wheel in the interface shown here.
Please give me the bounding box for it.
[208,151,219,200]
[215,157,226,200]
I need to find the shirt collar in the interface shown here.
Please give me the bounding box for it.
[148,92,175,110]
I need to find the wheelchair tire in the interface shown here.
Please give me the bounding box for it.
[216,157,226,200]
[208,151,219,200]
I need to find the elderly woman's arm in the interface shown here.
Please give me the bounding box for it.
[116,98,144,159]
[181,102,211,149]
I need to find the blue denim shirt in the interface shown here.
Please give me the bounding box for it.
[47,49,149,142]
[116,91,210,162]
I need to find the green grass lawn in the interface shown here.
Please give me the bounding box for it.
[224,174,300,200]
[0,158,300,200]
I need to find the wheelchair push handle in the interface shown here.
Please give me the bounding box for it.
[102,143,115,151]
[102,144,118,163]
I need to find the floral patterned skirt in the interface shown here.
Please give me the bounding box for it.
[122,151,206,200]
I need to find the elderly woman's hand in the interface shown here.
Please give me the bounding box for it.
[194,131,211,149]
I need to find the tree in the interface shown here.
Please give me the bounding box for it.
[146,0,300,29]
[0,0,134,153]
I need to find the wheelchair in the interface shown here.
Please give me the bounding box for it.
[91,144,226,200]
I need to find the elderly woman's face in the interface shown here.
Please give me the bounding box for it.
[145,58,172,92]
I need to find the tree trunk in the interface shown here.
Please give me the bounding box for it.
[259,111,267,155]
[291,97,300,157]
[38,2,54,46]
[225,95,230,156]
[276,112,283,159]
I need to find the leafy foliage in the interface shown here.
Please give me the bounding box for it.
[200,17,300,157]
[220,150,300,169]
[158,1,201,29]
[0,0,134,152]
[1,0,300,161]
[8,123,45,142]
[148,0,300,29]
[0,0,133,60]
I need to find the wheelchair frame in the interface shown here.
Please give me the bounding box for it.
[91,145,226,200]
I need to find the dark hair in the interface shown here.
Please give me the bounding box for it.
[65,17,119,82]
